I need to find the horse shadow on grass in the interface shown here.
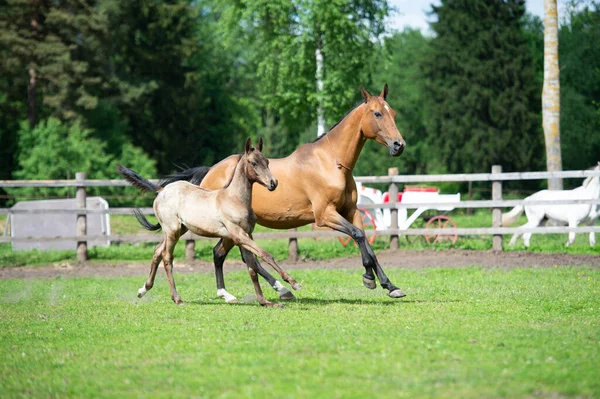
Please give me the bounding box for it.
[184,297,461,307]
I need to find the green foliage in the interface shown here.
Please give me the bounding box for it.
[7,118,156,206]
[0,0,111,123]
[358,29,431,177]
[212,0,390,157]
[1,267,599,397]
[422,0,543,174]
[559,2,600,171]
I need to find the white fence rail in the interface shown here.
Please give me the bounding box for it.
[1,166,599,260]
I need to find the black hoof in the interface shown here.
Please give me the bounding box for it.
[363,276,376,289]
[280,291,295,300]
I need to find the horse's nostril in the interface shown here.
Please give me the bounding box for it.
[394,141,404,149]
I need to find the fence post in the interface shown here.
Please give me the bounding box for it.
[288,228,299,263]
[76,172,88,262]
[185,239,195,262]
[388,167,399,250]
[492,165,503,251]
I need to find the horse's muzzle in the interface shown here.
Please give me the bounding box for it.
[390,140,405,157]
[268,179,278,191]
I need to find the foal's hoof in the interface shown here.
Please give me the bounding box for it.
[388,289,406,298]
[279,290,295,300]
[363,276,377,290]
[291,282,303,291]
[137,287,147,298]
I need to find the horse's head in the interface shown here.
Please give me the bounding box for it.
[244,137,278,191]
[359,84,406,157]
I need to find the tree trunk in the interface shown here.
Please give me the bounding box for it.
[315,35,326,137]
[27,67,37,129]
[543,0,563,190]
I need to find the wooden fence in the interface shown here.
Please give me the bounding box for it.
[1,166,599,262]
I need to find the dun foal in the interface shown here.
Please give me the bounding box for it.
[118,138,301,306]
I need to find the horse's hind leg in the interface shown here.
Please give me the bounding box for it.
[138,240,165,298]
[240,248,294,300]
[566,220,578,247]
[234,232,302,291]
[213,238,238,303]
[162,233,183,305]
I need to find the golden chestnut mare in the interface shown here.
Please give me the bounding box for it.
[162,85,407,301]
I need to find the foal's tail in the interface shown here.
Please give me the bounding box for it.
[133,208,161,231]
[117,165,162,232]
[159,166,211,187]
[501,205,524,226]
[117,165,162,194]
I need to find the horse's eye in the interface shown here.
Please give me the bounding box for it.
[251,162,257,167]
[374,111,383,118]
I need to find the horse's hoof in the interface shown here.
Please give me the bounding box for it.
[226,298,239,304]
[279,290,295,300]
[137,287,147,298]
[175,300,185,306]
[291,282,303,291]
[363,277,376,289]
[260,301,276,307]
[388,289,406,298]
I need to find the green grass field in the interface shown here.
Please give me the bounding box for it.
[1,267,599,398]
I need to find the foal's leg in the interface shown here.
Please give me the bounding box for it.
[240,248,295,300]
[242,251,276,307]
[162,233,183,305]
[316,205,405,298]
[138,240,165,298]
[230,228,302,291]
[213,238,238,303]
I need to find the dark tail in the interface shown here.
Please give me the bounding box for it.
[159,166,211,187]
[133,208,161,231]
[117,165,161,194]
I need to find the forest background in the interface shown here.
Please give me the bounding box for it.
[1,0,599,205]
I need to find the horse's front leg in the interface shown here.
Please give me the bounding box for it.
[316,206,406,298]
[239,248,295,300]
[231,229,302,291]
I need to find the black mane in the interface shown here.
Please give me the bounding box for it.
[312,102,363,143]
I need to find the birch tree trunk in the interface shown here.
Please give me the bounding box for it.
[315,35,326,137]
[543,0,563,190]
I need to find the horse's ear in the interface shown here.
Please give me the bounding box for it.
[360,86,371,103]
[380,83,388,100]
[257,137,263,152]
[245,137,253,154]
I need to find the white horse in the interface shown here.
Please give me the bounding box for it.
[503,163,600,248]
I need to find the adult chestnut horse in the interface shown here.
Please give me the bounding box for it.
[162,85,407,301]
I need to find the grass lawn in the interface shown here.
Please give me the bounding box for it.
[1,267,599,398]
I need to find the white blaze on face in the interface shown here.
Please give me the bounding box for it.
[384,104,392,118]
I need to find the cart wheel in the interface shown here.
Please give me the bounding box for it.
[339,209,377,246]
[424,215,458,245]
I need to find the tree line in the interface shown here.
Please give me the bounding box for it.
[1,0,599,203]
